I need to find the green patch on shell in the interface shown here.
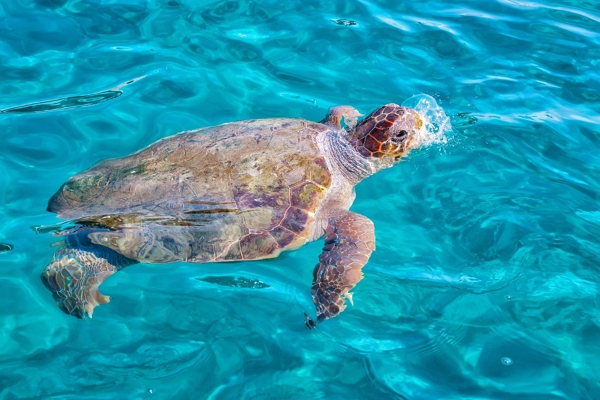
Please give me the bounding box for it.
[291,182,322,210]
[64,174,108,194]
[111,164,146,181]
[310,156,331,187]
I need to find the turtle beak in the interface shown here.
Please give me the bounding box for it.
[402,109,425,152]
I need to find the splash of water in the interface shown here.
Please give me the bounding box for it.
[403,94,453,147]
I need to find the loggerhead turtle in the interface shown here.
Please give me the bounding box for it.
[41,103,424,324]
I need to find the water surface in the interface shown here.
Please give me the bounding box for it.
[1,0,600,398]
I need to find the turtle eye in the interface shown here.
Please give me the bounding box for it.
[396,130,408,138]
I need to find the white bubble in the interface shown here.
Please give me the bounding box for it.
[402,94,453,148]
[501,357,513,366]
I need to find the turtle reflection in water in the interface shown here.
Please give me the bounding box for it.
[42,103,425,326]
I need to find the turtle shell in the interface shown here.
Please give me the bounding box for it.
[48,118,333,263]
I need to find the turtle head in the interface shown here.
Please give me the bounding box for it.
[348,103,423,162]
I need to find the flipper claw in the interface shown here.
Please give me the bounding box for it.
[343,291,354,306]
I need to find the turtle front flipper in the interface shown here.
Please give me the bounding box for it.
[41,244,137,318]
[321,106,363,131]
[311,211,375,323]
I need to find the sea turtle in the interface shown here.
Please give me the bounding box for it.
[41,103,424,324]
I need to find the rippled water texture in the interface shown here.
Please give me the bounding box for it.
[2,0,600,398]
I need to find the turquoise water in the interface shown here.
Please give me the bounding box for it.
[2,0,600,398]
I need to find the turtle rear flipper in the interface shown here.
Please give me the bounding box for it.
[41,246,137,318]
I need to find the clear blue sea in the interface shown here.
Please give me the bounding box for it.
[2,0,600,398]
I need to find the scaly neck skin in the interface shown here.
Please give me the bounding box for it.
[318,129,376,186]
[318,129,396,185]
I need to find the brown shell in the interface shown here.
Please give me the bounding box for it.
[48,118,333,263]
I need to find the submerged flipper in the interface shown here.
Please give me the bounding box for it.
[41,231,137,318]
[311,211,375,322]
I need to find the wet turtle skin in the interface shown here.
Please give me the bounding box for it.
[48,118,334,264]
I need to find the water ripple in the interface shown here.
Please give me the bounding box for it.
[0,76,145,114]
[2,0,600,398]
